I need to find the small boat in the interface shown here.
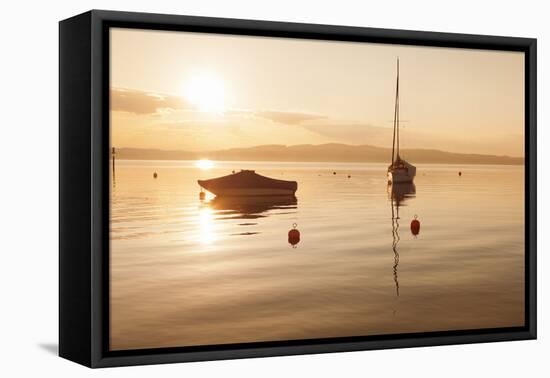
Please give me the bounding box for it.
[388,58,416,184]
[198,170,297,196]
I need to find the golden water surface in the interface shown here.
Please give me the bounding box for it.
[110,160,524,351]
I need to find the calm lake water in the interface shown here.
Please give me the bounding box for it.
[110,160,525,351]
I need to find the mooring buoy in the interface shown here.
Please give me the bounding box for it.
[411,215,420,236]
[288,223,300,248]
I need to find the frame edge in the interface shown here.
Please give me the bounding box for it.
[81,9,538,368]
[59,11,94,368]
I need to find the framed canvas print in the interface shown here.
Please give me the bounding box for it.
[59,10,537,368]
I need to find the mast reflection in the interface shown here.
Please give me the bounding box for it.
[388,183,416,296]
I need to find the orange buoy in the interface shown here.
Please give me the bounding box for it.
[411,215,420,236]
[199,191,205,200]
[333,171,336,175]
[458,171,462,176]
[348,175,351,178]
[288,223,300,247]
[153,172,158,179]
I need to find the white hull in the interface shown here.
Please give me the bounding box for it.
[205,187,296,197]
[388,163,416,184]
[388,171,415,184]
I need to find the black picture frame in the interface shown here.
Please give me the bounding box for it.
[59,9,537,368]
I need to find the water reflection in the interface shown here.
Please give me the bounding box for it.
[111,162,526,349]
[388,183,416,296]
[207,195,298,220]
[197,206,217,245]
[389,182,416,208]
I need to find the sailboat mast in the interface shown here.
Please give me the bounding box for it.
[391,58,399,164]
[396,58,400,160]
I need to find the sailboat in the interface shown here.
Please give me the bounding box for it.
[388,58,416,184]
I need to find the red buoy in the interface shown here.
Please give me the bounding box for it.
[411,215,420,236]
[288,223,300,247]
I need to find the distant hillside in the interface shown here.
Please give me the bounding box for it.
[115,144,523,165]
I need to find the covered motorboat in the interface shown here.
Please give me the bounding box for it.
[198,170,297,197]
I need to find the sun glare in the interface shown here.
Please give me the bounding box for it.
[184,74,225,113]
[195,159,215,170]
[197,207,216,245]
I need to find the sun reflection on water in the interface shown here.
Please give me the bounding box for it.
[195,159,215,170]
[198,206,217,245]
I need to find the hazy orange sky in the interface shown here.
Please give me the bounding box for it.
[110,27,524,157]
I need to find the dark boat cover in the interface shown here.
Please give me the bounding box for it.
[198,170,297,191]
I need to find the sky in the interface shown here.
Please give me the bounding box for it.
[110,27,525,157]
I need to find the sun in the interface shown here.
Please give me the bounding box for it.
[195,159,215,170]
[184,74,225,113]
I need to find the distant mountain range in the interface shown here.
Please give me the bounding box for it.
[114,144,523,165]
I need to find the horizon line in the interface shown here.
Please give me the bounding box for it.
[112,143,524,160]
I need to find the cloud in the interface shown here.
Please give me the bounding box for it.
[111,88,190,114]
[253,111,327,125]
[302,122,383,139]
[294,121,396,146]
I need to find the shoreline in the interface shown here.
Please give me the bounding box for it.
[112,158,525,166]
